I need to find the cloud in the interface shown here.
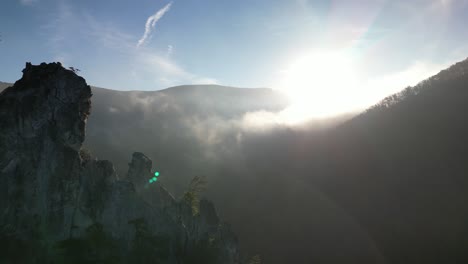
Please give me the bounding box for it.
[40,1,216,90]
[138,52,218,87]
[137,2,173,48]
[84,14,136,52]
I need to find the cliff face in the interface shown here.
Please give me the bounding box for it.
[0,62,239,263]
[0,62,91,242]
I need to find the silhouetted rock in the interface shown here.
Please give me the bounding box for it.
[0,62,91,241]
[0,62,240,263]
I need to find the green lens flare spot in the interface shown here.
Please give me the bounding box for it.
[148,171,160,184]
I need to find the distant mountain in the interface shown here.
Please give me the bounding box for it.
[0,81,11,90]
[83,84,288,192]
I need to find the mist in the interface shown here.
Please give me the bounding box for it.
[77,58,468,263]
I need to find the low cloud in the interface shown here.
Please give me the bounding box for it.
[137,2,173,48]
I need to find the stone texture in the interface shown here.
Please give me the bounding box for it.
[0,62,240,263]
[0,62,91,241]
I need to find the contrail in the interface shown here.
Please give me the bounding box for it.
[137,2,172,48]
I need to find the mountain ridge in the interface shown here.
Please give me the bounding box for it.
[1,81,281,96]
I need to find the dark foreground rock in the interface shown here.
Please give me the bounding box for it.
[0,62,239,263]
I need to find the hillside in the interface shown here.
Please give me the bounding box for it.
[228,57,468,263]
[0,82,10,91]
[305,57,468,263]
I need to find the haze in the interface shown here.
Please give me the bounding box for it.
[2,1,468,264]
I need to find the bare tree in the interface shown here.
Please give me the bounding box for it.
[68,67,81,73]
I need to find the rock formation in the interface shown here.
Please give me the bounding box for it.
[0,62,239,263]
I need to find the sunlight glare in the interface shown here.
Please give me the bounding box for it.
[278,50,359,122]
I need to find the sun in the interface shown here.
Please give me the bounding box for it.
[278,50,359,122]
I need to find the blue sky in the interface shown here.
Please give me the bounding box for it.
[1,0,468,95]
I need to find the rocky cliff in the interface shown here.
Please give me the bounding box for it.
[0,62,239,263]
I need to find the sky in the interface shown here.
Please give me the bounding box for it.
[1,0,468,112]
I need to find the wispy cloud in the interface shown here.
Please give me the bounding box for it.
[137,2,172,48]
[138,52,218,87]
[39,1,216,90]
[84,14,136,52]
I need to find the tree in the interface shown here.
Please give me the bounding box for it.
[68,66,81,73]
[182,176,208,216]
